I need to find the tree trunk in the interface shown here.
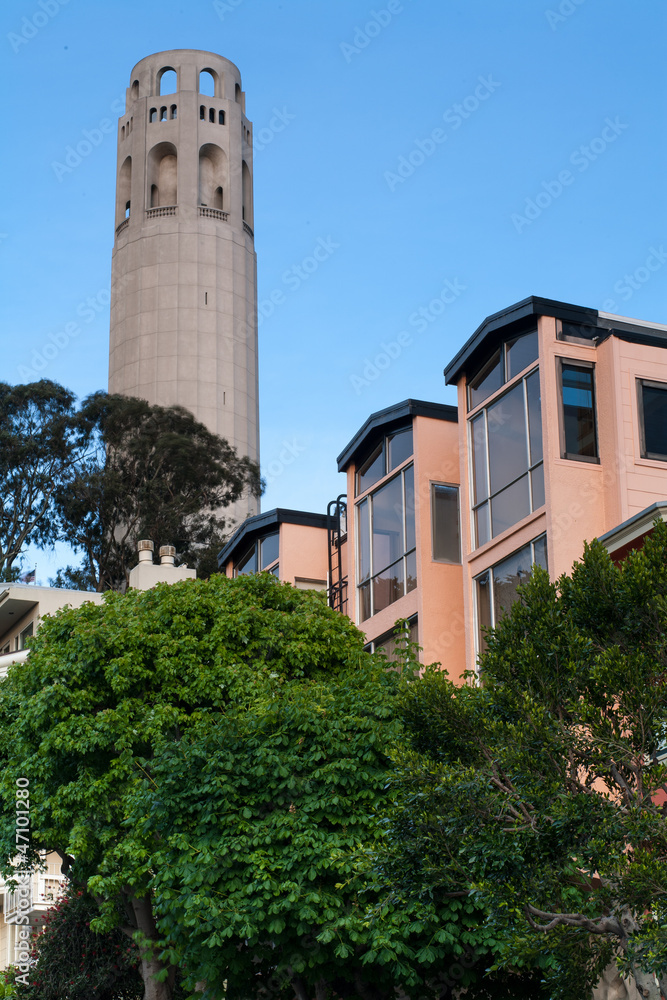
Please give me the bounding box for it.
[631,967,661,1000]
[130,894,175,1000]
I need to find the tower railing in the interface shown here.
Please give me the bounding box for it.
[199,207,229,221]
[146,206,178,219]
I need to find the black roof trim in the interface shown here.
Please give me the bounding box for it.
[444,297,667,386]
[443,297,599,386]
[217,508,328,568]
[336,399,457,472]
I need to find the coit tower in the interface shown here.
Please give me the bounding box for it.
[108,49,259,522]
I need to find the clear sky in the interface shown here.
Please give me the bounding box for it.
[1,0,665,581]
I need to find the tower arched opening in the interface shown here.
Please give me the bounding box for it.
[242,159,252,224]
[131,80,139,101]
[199,69,217,97]
[116,156,132,226]
[147,141,178,207]
[158,67,177,96]
[199,143,228,209]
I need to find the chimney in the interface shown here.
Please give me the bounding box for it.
[137,539,154,563]
[159,545,176,566]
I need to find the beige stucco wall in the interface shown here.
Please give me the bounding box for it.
[278,523,328,590]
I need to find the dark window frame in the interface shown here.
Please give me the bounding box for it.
[356,463,416,621]
[557,358,599,464]
[431,482,461,564]
[469,366,544,548]
[637,378,667,461]
[474,533,547,659]
[234,531,280,576]
[467,328,538,411]
[355,423,413,496]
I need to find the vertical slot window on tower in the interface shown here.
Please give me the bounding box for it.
[558,361,598,461]
[219,110,225,125]
[170,105,177,119]
[160,107,167,121]
[200,105,206,120]
[149,108,157,123]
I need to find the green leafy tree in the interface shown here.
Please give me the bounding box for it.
[15,883,144,1000]
[53,392,262,591]
[378,521,667,999]
[0,380,82,580]
[0,574,386,1000]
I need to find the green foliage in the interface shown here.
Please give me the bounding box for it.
[14,883,143,1000]
[0,380,81,580]
[53,392,263,591]
[0,573,381,995]
[0,968,17,998]
[378,521,667,999]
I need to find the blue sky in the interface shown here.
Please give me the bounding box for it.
[1,0,665,581]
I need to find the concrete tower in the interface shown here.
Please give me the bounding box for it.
[109,49,259,522]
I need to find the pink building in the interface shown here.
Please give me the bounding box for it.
[219,297,667,682]
[444,296,667,671]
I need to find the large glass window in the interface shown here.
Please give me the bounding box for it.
[467,329,538,410]
[432,484,460,563]
[470,368,543,547]
[357,465,416,621]
[235,531,279,576]
[474,534,547,656]
[356,424,413,495]
[559,362,598,461]
[365,616,419,668]
[638,379,667,460]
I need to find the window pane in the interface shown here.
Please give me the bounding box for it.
[525,369,543,465]
[532,533,548,570]
[373,559,404,614]
[471,413,488,505]
[505,330,538,380]
[387,426,413,471]
[492,543,533,620]
[468,350,502,409]
[372,475,403,573]
[491,474,530,537]
[487,382,529,496]
[359,581,371,622]
[268,563,280,577]
[562,365,597,458]
[404,464,415,551]
[236,544,257,575]
[531,463,545,510]
[642,383,667,459]
[259,532,279,569]
[357,499,370,582]
[475,571,492,656]
[432,484,460,562]
[475,502,490,548]
[406,549,417,592]
[375,618,419,667]
[357,442,384,494]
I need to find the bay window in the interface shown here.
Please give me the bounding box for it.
[470,367,543,547]
[475,534,547,656]
[357,464,416,621]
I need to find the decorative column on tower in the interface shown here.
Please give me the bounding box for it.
[109,49,259,523]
